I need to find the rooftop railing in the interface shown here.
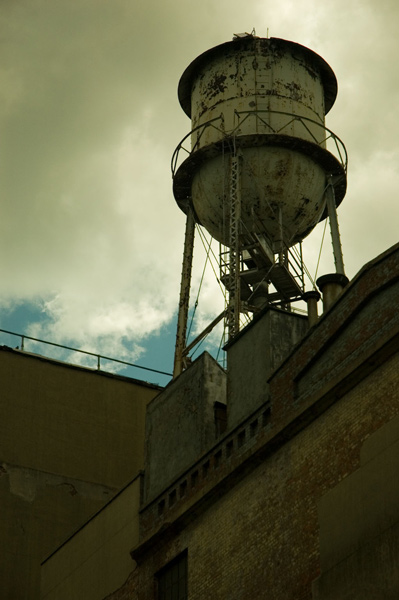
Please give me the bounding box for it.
[0,328,172,379]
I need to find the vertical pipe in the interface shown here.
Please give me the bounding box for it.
[173,205,196,378]
[326,177,345,275]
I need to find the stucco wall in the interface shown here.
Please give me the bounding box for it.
[41,477,141,600]
[0,348,159,599]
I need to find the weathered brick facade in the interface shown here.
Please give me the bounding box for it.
[104,245,399,599]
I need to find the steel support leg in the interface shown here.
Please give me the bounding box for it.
[326,176,345,276]
[173,205,195,378]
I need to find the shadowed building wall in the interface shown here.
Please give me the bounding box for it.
[0,347,160,600]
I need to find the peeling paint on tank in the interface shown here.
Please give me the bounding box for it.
[285,81,303,102]
[198,100,208,119]
[294,207,307,222]
[302,62,319,81]
[207,73,228,99]
[275,157,291,178]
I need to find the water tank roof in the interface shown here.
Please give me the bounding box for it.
[178,36,338,117]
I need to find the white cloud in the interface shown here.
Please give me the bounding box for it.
[0,0,398,372]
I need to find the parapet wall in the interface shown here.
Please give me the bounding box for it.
[226,308,307,429]
[143,352,226,504]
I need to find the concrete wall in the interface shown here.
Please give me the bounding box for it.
[226,308,307,429]
[144,352,226,503]
[41,477,140,600]
[0,347,160,599]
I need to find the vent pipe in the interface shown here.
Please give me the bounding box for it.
[303,290,321,327]
[316,273,349,313]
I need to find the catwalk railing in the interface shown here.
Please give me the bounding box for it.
[171,109,348,177]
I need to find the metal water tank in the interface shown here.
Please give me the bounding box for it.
[172,35,347,249]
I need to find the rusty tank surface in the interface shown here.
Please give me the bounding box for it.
[172,35,347,249]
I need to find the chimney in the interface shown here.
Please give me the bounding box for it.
[303,290,321,327]
[316,273,349,313]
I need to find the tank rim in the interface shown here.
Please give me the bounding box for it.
[178,36,338,119]
[172,133,347,224]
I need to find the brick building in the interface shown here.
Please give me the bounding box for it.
[41,242,399,599]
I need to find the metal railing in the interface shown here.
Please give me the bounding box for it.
[171,109,348,177]
[171,116,225,175]
[0,328,172,378]
[285,241,305,290]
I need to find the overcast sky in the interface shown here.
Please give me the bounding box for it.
[0,0,398,383]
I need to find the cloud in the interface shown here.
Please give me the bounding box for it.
[0,1,187,349]
[0,0,398,372]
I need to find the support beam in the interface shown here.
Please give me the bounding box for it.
[227,151,242,340]
[183,310,226,357]
[326,176,345,276]
[173,205,195,378]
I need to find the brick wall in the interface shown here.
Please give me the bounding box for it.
[107,351,399,599]
[106,244,399,599]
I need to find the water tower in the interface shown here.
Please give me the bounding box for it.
[172,34,347,377]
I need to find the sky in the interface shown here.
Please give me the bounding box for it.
[1,0,398,386]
